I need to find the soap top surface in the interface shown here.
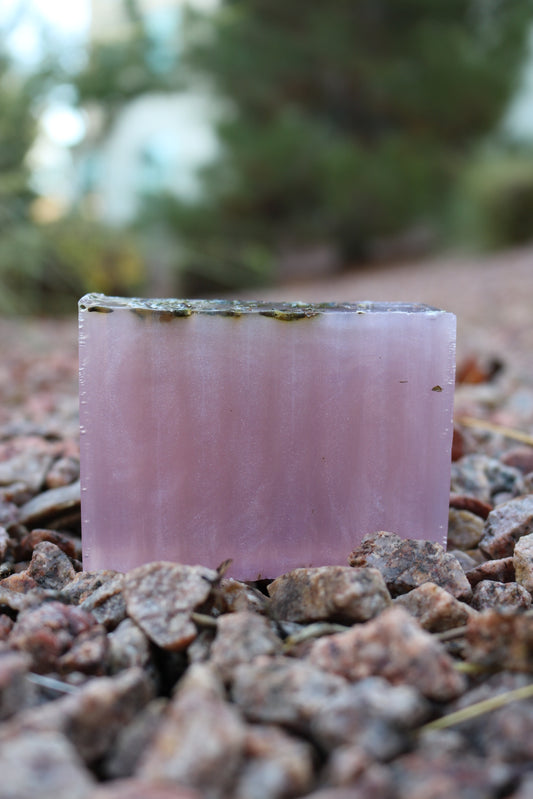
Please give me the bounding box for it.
[79,294,452,319]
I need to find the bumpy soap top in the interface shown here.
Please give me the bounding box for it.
[79,294,448,320]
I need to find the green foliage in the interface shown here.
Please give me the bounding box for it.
[171,0,533,274]
[452,149,533,250]
[0,217,146,315]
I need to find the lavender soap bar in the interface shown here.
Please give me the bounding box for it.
[79,295,456,579]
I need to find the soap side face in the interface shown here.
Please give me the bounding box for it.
[79,302,456,579]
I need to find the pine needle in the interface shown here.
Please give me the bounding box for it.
[458,416,533,446]
[419,682,533,733]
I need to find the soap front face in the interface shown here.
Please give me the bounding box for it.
[79,296,456,579]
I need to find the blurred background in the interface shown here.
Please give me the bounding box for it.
[2,0,533,314]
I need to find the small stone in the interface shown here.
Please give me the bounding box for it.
[89,781,201,799]
[268,566,391,624]
[450,454,524,503]
[310,676,429,759]
[0,731,95,799]
[27,540,76,589]
[233,725,314,799]
[105,698,168,779]
[108,618,153,674]
[449,549,482,571]
[0,451,54,492]
[449,494,492,520]
[480,494,533,558]
[9,600,96,673]
[394,582,476,632]
[298,772,393,799]
[81,573,126,630]
[308,607,466,702]
[124,562,217,651]
[46,455,80,488]
[0,650,33,720]
[390,751,511,799]
[18,479,81,527]
[501,446,533,474]
[0,498,19,527]
[466,557,515,587]
[348,531,472,600]
[139,663,246,799]
[5,668,154,765]
[0,583,52,613]
[210,611,282,681]
[59,625,109,675]
[465,610,533,671]
[471,580,532,611]
[514,533,533,594]
[18,528,80,561]
[215,578,270,615]
[60,570,120,605]
[447,509,484,550]
[1,570,39,593]
[231,656,347,729]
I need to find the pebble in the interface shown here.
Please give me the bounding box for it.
[308,607,466,702]
[513,533,533,594]
[108,619,153,675]
[501,446,533,474]
[465,610,533,671]
[104,698,168,779]
[390,751,512,799]
[124,562,218,651]
[0,731,95,799]
[393,582,476,632]
[138,663,246,799]
[466,556,515,587]
[450,454,524,504]
[210,611,282,681]
[17,527,80,561]
[45,455,80,488]
[310,676,429,759]
[27,540,77,589]
[215,578,270,615]
[60,570,120,605]
[267,566,391,624]
[233,724,315,799]
[447,509,485,550]
[18,480,81,528]
[9,600,97,673]
[471,580,532,611]
[348,531,472,600]
[81,574,127,630]
[231,656,347,730]
[0,451,54,493]
[480,494,533,558]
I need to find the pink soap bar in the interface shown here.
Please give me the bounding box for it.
[79,295,456,579]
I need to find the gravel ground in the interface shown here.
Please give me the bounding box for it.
[0,246,532,798]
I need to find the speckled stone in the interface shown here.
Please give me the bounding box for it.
[394,582,476,632]
[480,495,533,558]
[268,566,391,623]
[308,607,466,702]
[123,562,218,651]
[465,611,533,671]
[210,611,282,681]
[447,509,484,550]
[514,533,533,594]
[138,664,246,799]
[348,531,472,600]
[471,580,532,611]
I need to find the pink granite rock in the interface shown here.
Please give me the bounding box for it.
[79,296,456,579]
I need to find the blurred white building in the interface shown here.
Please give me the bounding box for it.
[76,0,219,224]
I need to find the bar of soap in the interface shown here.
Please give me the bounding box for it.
[79,295,456,580]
